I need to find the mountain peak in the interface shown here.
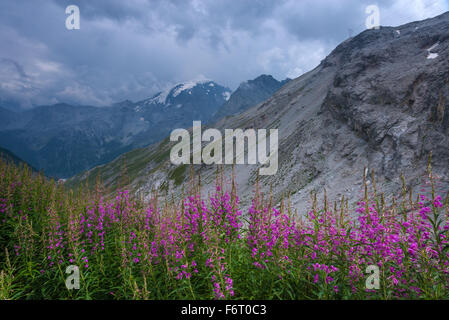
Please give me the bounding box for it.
[253,74,276,81]
[238,74,288,90]
[171,79,214,98]
[143,79,229,106]
[211,74,290,121]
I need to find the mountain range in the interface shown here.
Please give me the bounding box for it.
[0,80,231,177]
[0,75,290,178]
[66,12,449,213]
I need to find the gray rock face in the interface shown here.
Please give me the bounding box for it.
[0,80,231,178]
[321,15,449,179]
[69,13,449,215]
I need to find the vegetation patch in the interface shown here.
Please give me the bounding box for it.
[0,158,448,300]
[169,164,187,186]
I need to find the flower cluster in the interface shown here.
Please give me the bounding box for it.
[1,157,449,299]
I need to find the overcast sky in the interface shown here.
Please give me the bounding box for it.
[0,0,448,109]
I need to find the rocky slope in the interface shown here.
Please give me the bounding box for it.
[68,12,449,214]
[0,80,231,178]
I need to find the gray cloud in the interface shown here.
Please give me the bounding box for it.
[0,0,447,109]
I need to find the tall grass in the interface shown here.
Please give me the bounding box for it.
[0,157,448,299]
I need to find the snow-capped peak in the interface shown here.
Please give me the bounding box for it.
[144,79,214,105]
[172,79,212,98]
[140,78,232,109]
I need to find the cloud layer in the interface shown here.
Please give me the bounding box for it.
[0,0,447,108]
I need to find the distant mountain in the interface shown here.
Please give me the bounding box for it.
[129,80,231,146]
[0,98,23,112]
[0,146,37,172]
[67,12,449,213]
[0,80,231,178]
[0,106,19,125]
[211,75,290,122]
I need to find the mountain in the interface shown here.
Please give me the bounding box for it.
[0,98,23,112]
[0,80,231,178]
[128,80,231,147]
[210,75,290,122]
[0,146,38,172]
[67,12,449,213]
[0,106,18,125]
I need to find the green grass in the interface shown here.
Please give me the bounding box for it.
[169,165,187,186]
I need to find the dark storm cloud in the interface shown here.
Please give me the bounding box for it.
[0,0,447,109]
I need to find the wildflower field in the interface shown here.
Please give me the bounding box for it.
[0,157,448,300]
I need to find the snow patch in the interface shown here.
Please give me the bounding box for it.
[223,92,231,101]
[395,30,400,35]
[172,79,211,98]
[143,78,214,105]
[428,42,439,51]
[426,42,439,60]
[146,89,171,105]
